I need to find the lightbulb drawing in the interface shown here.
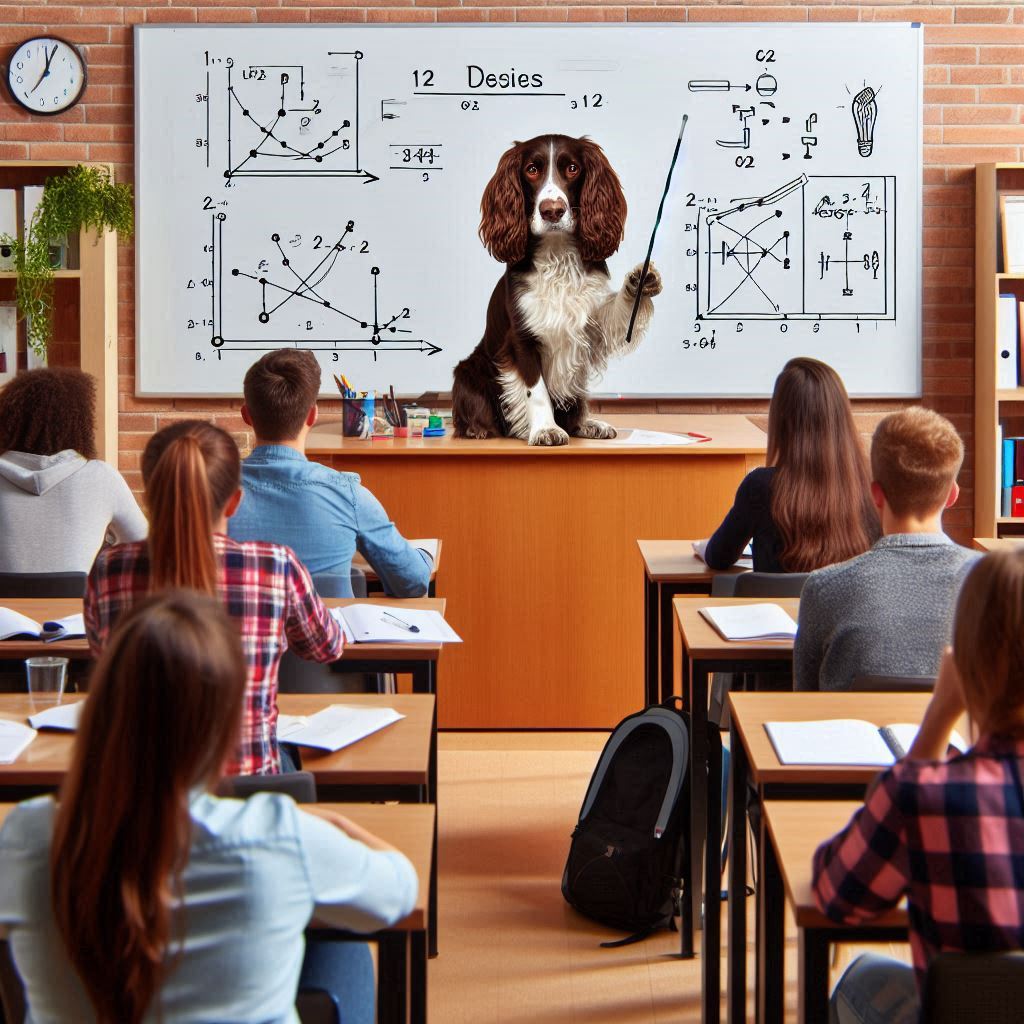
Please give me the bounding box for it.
[851,86,878,158]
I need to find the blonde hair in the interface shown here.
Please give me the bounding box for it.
[953,550,1024,739]
[870,407,963,518]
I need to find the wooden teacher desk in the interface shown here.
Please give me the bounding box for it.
[308,414,767,729]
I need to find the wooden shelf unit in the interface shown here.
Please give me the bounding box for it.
[975,163,1024,537]
[0,160,118,464]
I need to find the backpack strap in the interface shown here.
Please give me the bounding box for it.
[599,914,674,948]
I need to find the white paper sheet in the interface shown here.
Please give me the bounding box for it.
[699,603,797,642]
[27,701,84,731]
[613,429,703,446]
[0,719,36,764]
[335,605,462,644]
[277,704,404,752]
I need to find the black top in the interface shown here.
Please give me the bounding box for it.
[704,467,785,573]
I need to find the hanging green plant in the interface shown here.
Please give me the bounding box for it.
[0,165,133,357]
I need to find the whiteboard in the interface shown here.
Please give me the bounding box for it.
[135,24,922,398]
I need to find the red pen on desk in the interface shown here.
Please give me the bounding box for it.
[686,432,712,442]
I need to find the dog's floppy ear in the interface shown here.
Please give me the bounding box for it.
[479,143,528,265]
[576,138,627,263]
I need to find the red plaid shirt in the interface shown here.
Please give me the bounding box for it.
[84,534,343,776]
[812,735,1024,987]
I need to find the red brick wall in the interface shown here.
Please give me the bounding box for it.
[2,1,1017,543]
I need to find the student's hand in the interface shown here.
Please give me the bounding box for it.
[907,647,965,761]
[930,647,966,721]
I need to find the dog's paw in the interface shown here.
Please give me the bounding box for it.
[573,419,617,440]
[625,264,663,299]
[529,426,571,447]
[463,427,492,440]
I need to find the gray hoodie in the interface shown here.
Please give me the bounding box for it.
[0,450,147,574]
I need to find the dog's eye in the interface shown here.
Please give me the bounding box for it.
[524,163,541,180]
[566,163,580,179]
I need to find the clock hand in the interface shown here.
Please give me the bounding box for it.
[28,46,57,95]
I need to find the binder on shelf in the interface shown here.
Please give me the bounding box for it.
[0,190,16,271]
[998,294,1019,389]
[1013,486,1024,518]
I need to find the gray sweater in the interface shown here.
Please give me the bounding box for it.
[0,450,147,574]
[793,533,981,692]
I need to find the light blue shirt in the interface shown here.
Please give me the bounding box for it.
[229,445,432,598]
[0,791,418,1024]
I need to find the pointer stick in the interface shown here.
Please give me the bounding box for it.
[625,113,688,347]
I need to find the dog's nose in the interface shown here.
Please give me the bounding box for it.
[539,199,567,224]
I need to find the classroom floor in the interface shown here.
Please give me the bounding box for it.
[429,732,909,1023]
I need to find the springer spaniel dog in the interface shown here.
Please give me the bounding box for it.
[452,134,661,445]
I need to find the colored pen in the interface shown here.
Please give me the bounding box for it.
[382,610,420,633]
[686,432,712,442]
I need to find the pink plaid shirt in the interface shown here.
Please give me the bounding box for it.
[84,534,343,776]
[812,735,1024,987]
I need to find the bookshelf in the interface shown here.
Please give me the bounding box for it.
[975,163,1024,538]
[0,161,118,465]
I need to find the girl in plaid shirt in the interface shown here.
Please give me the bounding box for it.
[84,420,344,775]
[813,549,1024,1023]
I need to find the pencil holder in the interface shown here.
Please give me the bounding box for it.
[342,398,372,439]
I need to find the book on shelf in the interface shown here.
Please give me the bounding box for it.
[998,293,1019,389]
[764,719,967,767]
[0,609,85,643]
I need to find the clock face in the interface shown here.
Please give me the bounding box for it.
[6,37,86,116]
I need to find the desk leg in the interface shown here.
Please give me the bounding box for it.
[411,662,433,696]
[410,931,428,1024]
[727,725,749,1024]
[660,586,676,704]
[428,702,438,959]
[702,723,723,1024]
[645,576,658,707]
[758,818,785,1024]
[377,932,409,1024]
[799,929,830,1024]
[689,664,709,932]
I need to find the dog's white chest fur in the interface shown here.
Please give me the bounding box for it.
[515,240,611,405]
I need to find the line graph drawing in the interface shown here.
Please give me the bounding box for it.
[697,174,895,320]
[223,52,378,182]
[208,213,441,357]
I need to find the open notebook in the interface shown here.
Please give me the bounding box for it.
[277,704,404,752]
[0,608,85,643]
[330,605,461,644]
[765,719,967,767]
[699,604,797,642]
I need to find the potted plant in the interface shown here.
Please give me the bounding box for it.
[1,164,133,360]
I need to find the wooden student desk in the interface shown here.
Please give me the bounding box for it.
[637,540,749,707]
[672,595,797,951]
[308,414,767,728]
[0,597,447,694]
[722,692,945,1024]
[763,800,908,1024]
[973,537,1024,553]
[0,801,434,1024]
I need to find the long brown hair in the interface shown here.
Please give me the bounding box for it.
[141,421,240,595]
[767,357,876,572]
[50,591,247,1024]
[953,550,1024,739]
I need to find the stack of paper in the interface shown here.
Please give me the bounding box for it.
[277,704,404,752]
[0,719,36,764]
[330,605,462,644]
[699,603,797,642]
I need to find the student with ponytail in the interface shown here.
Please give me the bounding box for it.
[0,592,416,1023]
[84,420,344,775]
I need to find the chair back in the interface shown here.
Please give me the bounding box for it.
[0,572,87,598]
[921,951,1024,1023]
[851,674,935,693]
[278,568,381,694]
[729,572,809,598]
[219,770,317,804]
[0,941,25,1024]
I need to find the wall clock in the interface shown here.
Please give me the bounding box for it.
[6,37,87,116]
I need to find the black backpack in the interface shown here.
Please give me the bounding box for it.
[561,698,692,953]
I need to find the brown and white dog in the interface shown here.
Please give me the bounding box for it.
[452,134,661,445]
